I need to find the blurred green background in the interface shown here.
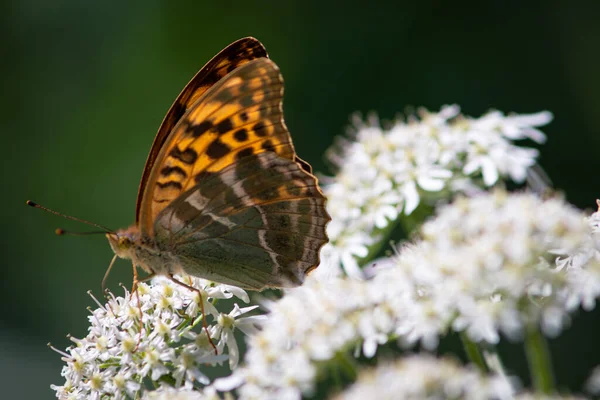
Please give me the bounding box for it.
[3,1,600,398]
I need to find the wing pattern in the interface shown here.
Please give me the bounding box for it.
[155,151,329,290]
[137,40,330,288]
[139,58,295,235]
[136,37,268,225]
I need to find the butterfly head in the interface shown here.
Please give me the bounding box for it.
[106,226,139,260]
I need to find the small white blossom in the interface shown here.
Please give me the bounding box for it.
[333,355,514,400]
[142,385,223,400]
[219,276,376,399]
[515,393,588,400]
[585,365,600,395]
[51,276,252,399]
[211,304,266,369]
[321,106,552,276]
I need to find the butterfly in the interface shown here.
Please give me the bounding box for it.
[27,37,330,351]
[104,37,330,295]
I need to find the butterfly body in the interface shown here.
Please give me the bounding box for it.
[106,226,177,277]
[107,38,330,291]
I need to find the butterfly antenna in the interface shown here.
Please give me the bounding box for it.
[55,228,109,236]
[26,200,115,235]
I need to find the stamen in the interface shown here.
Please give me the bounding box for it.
[47,342,70,358]
[87,290,105,310]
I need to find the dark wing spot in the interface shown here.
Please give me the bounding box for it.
[160,165,187,178]
[168,103,186,128]
[239,81,250,94]
[174,200,200,222]
[233,128,249,142]
[194,171,217,184]
[169,146,198,164]
[216,118,233,135]
[274,231,293,248]
[255,186,280,201]
[206,140,231,159]
[214,87,234,103]
[190,121,213,138]
[240,112,249,122]
[239,94,255,108]
[236,147,254,160]
[275,214,292,228]
[286,184,303,196]
[253,121,267,137]
[156,181,183,190]
[261,140,276,152]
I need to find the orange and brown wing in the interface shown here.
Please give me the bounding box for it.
[135,37,268,225]
[138,57,301,236]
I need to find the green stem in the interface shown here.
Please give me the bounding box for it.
[359,203,435,266]
[361,218,400,265]
[482,349,509,381]
[524,324,554,393]
[459,333,489,373]
[336,351,358,382]
[398,203,434,237]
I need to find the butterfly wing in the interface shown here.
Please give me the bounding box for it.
[135,37,268,225]
[155,151,330,290]
[139,56,330,289]
[138,57,300,235]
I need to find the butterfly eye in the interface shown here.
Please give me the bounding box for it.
[118,236,132,249]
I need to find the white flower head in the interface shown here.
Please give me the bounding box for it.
[585,365,600,395]
[142,385,222,400]
[222,191,600,399]
[389,190,600,345]
[333,355,515,400]
[221,269,419,398]
[322,106,552,276]
[515,393,587,400]
[51,276,251,399]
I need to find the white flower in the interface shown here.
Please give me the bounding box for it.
[333,355,514,400]
[221,272,415,398]
[211,304,266,369]
[223,191,600,399]
[586,365,600,395]
[515,393,587,400]
[142,385,221,400]
[51,276,249,399]
[322,106,552,276]
[389,190,600,345]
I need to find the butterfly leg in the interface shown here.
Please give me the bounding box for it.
[131,265,155,352]
[167,274,218,355]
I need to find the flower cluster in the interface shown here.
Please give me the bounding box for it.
[218,275,389,399]
[141,385,220,400]
[319,106,552,277]
[515,394,587,400]
[393,191,600,344]
[49,104,599,399]
[51,276,263,399]
[221,191,600,399]
[333,355,514,400]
